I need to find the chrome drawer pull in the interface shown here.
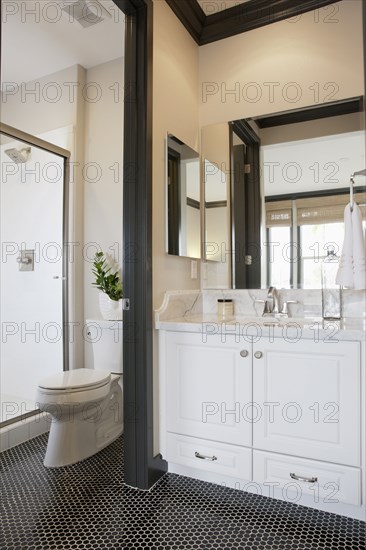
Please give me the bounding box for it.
[195,451,217,462]
[240,350,249,357]
[290,472,318,483]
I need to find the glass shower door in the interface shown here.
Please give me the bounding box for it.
[0,130,68,425]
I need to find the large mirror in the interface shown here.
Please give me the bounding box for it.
[202,98,366,289]
[166,134,201,259]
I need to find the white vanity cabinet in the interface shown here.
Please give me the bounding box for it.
[165,331,252,446]
[159,329,363,518]
[252,339,361,466]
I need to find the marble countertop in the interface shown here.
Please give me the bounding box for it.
[155,314,366,342]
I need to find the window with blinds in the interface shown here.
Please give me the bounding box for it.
[265,200,292,227]
[265,190,366,288]
[266,191,366,228]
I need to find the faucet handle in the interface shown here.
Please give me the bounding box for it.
[253,298,267,316]
[280,300,298,316]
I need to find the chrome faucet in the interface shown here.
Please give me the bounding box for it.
[254,287,298,317]
[263,286,280,316]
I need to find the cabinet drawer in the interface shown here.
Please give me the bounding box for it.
[167,433,252,480]
[253,450,361,506]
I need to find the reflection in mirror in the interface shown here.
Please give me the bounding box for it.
[258,101,366,289]
[166,134,201,259]
[204,160,229,261]
[201,123,231,287]
[202,98,366,289]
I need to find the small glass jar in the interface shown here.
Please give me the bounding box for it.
[217,299,234,320]
[321,247,342,320]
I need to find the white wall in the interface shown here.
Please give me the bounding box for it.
[83,57,124,366]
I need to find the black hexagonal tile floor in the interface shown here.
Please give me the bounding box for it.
[0,434,365,549]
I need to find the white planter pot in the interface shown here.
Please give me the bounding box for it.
[99,293,123,320]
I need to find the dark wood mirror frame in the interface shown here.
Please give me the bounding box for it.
[229,96,365,290]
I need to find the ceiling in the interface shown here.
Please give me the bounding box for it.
[1,0,125,86]
[197,0,251,15]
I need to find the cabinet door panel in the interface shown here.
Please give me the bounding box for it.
[166,332,252,446]
[253,340,360,466]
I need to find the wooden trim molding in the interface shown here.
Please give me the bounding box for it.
[205,200,227,209]
[252,97,364,129]
[166,0,342,45]
[165,0,205,44]
[113,0,167,490]
[187,197,201,209]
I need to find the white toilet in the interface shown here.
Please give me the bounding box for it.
[36,320,123,468]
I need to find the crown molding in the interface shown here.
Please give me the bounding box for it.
[165,0,205,44]
[166,0,342,46]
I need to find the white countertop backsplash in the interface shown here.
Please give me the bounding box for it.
[155,289,366,341]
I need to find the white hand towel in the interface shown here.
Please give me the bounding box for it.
[336,203,366,289]
[352,203,366,290]
[336,204,354,287]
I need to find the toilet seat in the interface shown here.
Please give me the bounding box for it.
[38,369,111,394]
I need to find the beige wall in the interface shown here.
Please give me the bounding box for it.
[152,0,200,312]
[83,57,124,366]
[260,112,365,146]
[199,0,364,127]
[83,58,124,322]
[198,0,364,289]
[152,0,200,454]
[1,65,83,136]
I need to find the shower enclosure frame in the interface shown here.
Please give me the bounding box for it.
[0,122,71,427]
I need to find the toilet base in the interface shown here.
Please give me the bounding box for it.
[42,380,123,468]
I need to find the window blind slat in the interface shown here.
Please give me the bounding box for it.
[265,200,292,227]
[266,192,366,228]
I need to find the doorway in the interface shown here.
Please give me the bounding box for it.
[0,124,70,426]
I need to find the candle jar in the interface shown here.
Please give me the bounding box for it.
[217,299,234,320]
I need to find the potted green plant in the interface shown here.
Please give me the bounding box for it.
[92,251,123,320]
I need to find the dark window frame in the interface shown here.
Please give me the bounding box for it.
[265,187,366,288]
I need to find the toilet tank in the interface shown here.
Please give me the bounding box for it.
[86,320,123,374]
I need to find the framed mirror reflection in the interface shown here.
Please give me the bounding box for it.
[202,97,366,290]
[166,134,201,259]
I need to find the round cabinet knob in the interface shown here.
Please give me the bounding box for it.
[240,350,249,358]
[254,351,263,359]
